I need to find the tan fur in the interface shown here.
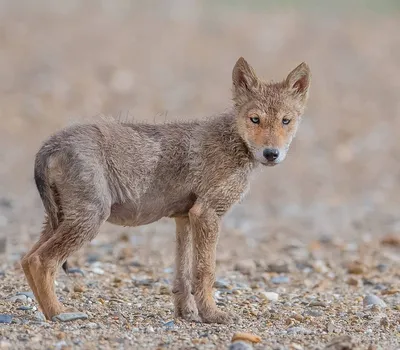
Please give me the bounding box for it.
[21,57,311,323]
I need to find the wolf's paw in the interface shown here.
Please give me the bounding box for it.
[200,308,237,324]
[180,306,202,322]
[174,293,201,322]
[43,302,66,321]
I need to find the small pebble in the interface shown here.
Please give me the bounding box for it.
[363,295,387,308]
[72,339,83,346]
[271,276,290,284]
[91,267,105,275]
[327,321,335,333]
[292,313,304,322]
[67,268,85,276]
[259,291,279,302]
[146,326,155,333]
[267,263,289,273]
[56,332,66,340]
[214,279,231,289]
[290,343,303,350]
[52,312,88,322]
[347,262,365,275]
[313,260,329,273]
[231,332,261,344]
[381,288,400,295]
[163,320,175,330]
[296,262,313,272]
[87,255,99,263]
[17,306,32,311]
[376,264,388,272]
[133,278,154,286]
[380,234,400,247]
[158,285,170,295]
[8,295,27,303]
[113,277,122,284]
[85,322,99,329]
[372,283,386,290]
[305,309,323,317]
[163,267,174,274]
[347,277,360,286]
[73,284,86,293]
[308,300,327,307]
[229,341,253,350]
[35,312,46,322]
[287,327,312,335]
[16,292,35,300]
[0,315,13,324]
[55,340,68,350]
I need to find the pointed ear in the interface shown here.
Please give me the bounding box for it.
[232,57,259,100]
[285,62,311,100]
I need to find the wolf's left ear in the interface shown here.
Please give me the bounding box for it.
[285,62,311,100]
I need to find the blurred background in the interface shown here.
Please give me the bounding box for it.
[0,0,400,264]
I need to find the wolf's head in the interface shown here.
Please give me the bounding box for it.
[232,57,311,166]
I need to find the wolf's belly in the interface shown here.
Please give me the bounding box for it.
[107,193,196,227]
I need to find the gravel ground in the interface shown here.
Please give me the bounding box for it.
[1,1,400,349]
[1,229,400,349]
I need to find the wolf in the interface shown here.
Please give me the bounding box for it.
[21,57,311,323]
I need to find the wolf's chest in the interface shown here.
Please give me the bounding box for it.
[238,184,250,203]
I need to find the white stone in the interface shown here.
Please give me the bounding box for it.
[260,292,279,302]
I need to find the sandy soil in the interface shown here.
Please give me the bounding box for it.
[0,1,399,349]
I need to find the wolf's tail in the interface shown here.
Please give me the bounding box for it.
[34,147,59,230]
[34,146,71,274]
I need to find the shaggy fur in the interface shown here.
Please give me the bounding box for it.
[21,57,311,323]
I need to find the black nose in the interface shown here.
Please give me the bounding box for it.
[263,148,279,161]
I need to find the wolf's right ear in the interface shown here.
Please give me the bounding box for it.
[232,57,259,101]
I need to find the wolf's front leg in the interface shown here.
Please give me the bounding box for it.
[189,202,234,324]
[172,217,200,322]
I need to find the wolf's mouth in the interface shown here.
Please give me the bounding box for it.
[261,160,279,167]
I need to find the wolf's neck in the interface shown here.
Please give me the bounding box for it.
[205,108,257,169]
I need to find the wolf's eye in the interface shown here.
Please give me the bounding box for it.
[250,116,260,124]
[282,118,291,125]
